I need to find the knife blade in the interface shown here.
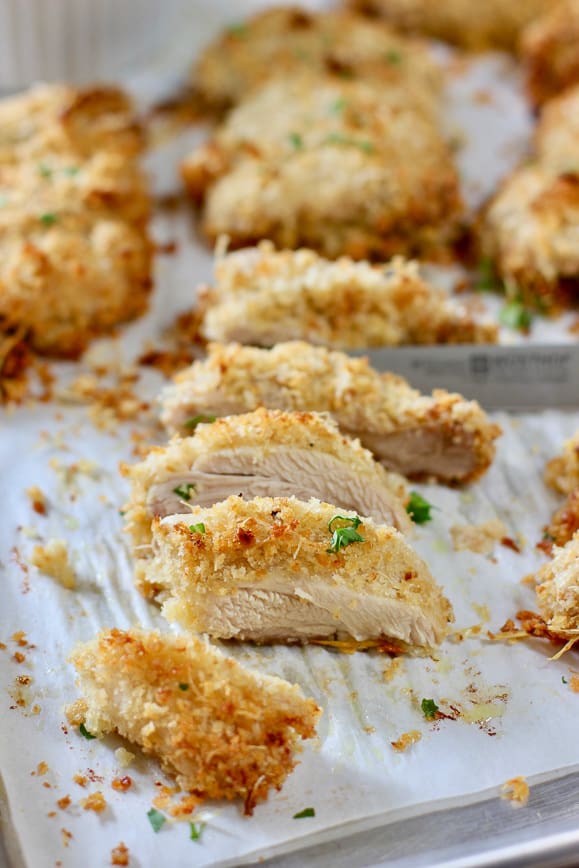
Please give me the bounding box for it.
[354,344,579,411]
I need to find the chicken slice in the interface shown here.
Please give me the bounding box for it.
[200,242,497,348]
[160,342,500,483]
[536,531,579,638]
[148,496,454,650]
[193,6,442,115]
[123,407,411,562]
[68,627,320,815]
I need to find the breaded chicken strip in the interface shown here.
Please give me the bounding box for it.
[182,74,462,261]
[194,6,442,115]
[123,408,411,560]
[522,0,579,105]
[0,84,151,358]
[546,431,579,494]
[543,490,579,551]
[349,0,554,51]
[148,496,454,649]
[535,85,579,172]
[536,531,579,637]
[160,342,500,483]
[200,242,497,347]
[68,628,320,814]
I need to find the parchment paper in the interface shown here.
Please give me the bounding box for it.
[1,5,579,866]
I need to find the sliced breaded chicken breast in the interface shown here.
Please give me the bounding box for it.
[123,408,411,561]
[350,0,554,52]
[522,0,579,106]
[200,242,497,348]
[536,531,579,637]
[182,73,462,261]
[68,628,320,814]
[0,83,151,358]
[194,6,442,115]
[160,342,500,483]
[147,496,453,650]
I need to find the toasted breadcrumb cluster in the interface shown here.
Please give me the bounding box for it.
[536,531,579,637]
[522,0,579,105]
[542,431,579,549]
[161,342,500,483]
[68,628,321,814]
[348,0,554,51]
[481,83,579,311]
[0,84,152,367]
[200,242,497,348]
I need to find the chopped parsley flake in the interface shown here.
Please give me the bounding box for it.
[406,492,433,524]
[293,807,315,819]
[228,22,247,37]
[64,166,79,176]
[190,821,205,841]
[147,808,166,833]
[189,523,206,535]
[38,164,52,178]
[173,483,196,501]
[323,133,374,153]
[79,722,96,740]
[288,132,304,150]
[327,515,364,553]
[184,414,216,430]
[499,301,532,331]
[329,97,347,114]
[39,212,57,226]
[475,256,501,292]
[562,676,568,684]
[385,49,402,64]
[179,682,190,691]
[421,698,439,720]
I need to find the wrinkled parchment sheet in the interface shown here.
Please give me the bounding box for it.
[2,4,579,866]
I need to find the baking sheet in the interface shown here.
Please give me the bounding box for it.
[2,4,579,867]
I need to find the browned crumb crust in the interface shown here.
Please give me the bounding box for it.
[545,431,579,495]
[182,73,463,261]
[69,627,321,814]
[348,0,555,51]
[536,531,579,637]
[522,0,579,106]
[541,490,579,553]
[0,84,152,361]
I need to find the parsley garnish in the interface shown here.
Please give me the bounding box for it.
[184,414,216,430]
[385,49,402,64]
[329,97,347,114]
[228,22,247,37]
[421,698,439,720]
[190,821,205,841]
[475,256,499,292]
[562,676,568,684]
[147,808,166,833]
[179,682,190,691]
[288,132,304,150]
[499,301,532,331]
[323,133,374,153]
[293,807,315,819]
[543,531,555,542]
[39,213,57,226]
[38,164,52,178]
[406,492,433,524]
[189,523,206,535]
[64,166,79,176]
[79,722,96,740]
[174,483,196,501]
[327,515,364,554]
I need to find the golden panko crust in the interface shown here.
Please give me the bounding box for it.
[0,84,151,359]
[522,0,579,106]
[543,490,579,551]
[69,628,320,814]
[535,85,579,171]
[148,495,454,647]
[182,74,463,261]
[200,241,497,347]
[161,342,500,483]
[193,6,442,114]
[545,430,579,495]
[349,0,555,51]
[536,531,579,637]
[123,407,409,553]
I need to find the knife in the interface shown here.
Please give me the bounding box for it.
[354,344,579,411]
